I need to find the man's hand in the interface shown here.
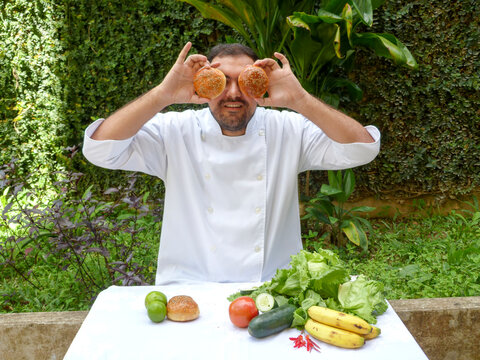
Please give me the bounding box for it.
[254,52,374,144]
[253,52,309,112]
[91,42,210,140]
[160,42,211,105]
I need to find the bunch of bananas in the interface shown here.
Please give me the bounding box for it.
[305,306,381,349]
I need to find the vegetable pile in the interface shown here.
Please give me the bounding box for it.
[228,249,388,328]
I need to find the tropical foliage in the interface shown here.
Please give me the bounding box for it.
[179,0,417,105]
[302,169,374,251]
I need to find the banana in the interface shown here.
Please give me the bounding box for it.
[307,306,372,335]
[305,319,365,349]
[362,325,381,340]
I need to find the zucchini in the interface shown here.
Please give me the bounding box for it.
[255,293,275,312]
[248,304,296,338]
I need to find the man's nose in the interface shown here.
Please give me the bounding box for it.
[226,79,242,98]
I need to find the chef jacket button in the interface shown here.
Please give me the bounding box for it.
[254,245,262,253]
[205,173,211,180]
[257,174,263,181]
[207,207,213,213]
[255,207,261,214]
[258,129,265,136]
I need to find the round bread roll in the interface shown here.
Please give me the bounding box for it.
[193,67,226,99]
[238,65,269,98]
[166,295,200,322]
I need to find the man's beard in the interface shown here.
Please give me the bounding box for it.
[210,98,255,133]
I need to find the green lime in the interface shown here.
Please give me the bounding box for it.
[147,301,167,323]
[145,291,167,308]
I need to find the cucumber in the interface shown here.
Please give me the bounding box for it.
[248,304,296,338]
[255,293,275,312]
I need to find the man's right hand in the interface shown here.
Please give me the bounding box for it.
[91,42,209,141]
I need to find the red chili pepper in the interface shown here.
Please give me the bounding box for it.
[305,335,321,352]
[289,334,306,349]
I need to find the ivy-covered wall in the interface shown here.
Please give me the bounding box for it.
[345,0,479,198]
[1,0,479,198]
[0,0,227,188]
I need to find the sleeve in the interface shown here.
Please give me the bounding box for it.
[298,118,381,173]
[82,115,168,180]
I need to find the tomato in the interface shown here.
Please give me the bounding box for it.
[229,296,259,328]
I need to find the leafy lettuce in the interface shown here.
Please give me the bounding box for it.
[228,249,388,327]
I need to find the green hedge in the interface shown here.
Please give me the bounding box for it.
[1,0,478,198]
[344,0,480,197]
[0,0,229,190]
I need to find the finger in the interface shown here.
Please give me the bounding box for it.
[176,42,192,64]
[185,54,209,66]
[254,58,279,70]
[255,97,273,107]
[190,94,210,105]
[274,52,291,70]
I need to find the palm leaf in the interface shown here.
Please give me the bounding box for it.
[352,32,418,69]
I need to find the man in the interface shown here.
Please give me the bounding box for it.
[83,42,380,284]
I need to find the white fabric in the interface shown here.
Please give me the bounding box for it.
[63,283,428,360]
[82,107,380,284]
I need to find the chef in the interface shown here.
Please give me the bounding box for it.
[82,42,380,284]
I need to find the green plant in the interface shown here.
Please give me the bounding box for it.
[0,154,162,310]
[302,169,374,251]
[335,208,480,299]
[285,0,417,105]
[179,0,314,59]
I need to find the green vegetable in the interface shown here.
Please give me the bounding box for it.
[255,293,275,312]
[337,275,388,324]
[229,249,388,327]
[248,304,296,338]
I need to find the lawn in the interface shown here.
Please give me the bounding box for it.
[1,176,479,313]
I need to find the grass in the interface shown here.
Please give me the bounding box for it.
[2,199,479,312]
[332,209,480,300]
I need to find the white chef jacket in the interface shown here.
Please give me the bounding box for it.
[82,107,380,284]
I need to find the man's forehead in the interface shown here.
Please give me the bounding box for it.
[211,54,255,67]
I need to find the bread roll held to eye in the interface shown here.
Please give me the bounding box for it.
[193,67,226,99]
[166,295,200,322]
[238,65,269,98]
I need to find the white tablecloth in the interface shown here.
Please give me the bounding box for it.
[64,282,428,360]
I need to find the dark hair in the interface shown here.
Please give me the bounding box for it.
[207,43,258,62]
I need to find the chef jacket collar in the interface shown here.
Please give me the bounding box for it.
[200,107,264,138]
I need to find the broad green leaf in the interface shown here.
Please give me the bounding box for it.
[342,220,368,250]
[321,184,343,197]
[287,14,311,31]
[328,170,340,189]
[180,0,252,46]
[327,78,363,101]
[306,207,331,224]
[317,9,343,23]
[349,205,375,212]
[341,220,360,245]
[341,3,353,44]
[343,169,355,199]
[323,0,349,14]
[334,24,342,58]
[351,0,373,26]
[217,0,256,28]
[352,32,418,69]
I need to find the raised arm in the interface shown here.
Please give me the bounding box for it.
[91,42,210,140]
[254,53,374,144]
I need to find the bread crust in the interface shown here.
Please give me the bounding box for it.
[238,65,268,98]
[166,295,200,322]
[193,67,226,99]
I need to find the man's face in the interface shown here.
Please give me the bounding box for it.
[208,55,258,136]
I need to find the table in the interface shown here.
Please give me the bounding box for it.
[64,282,428,360]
